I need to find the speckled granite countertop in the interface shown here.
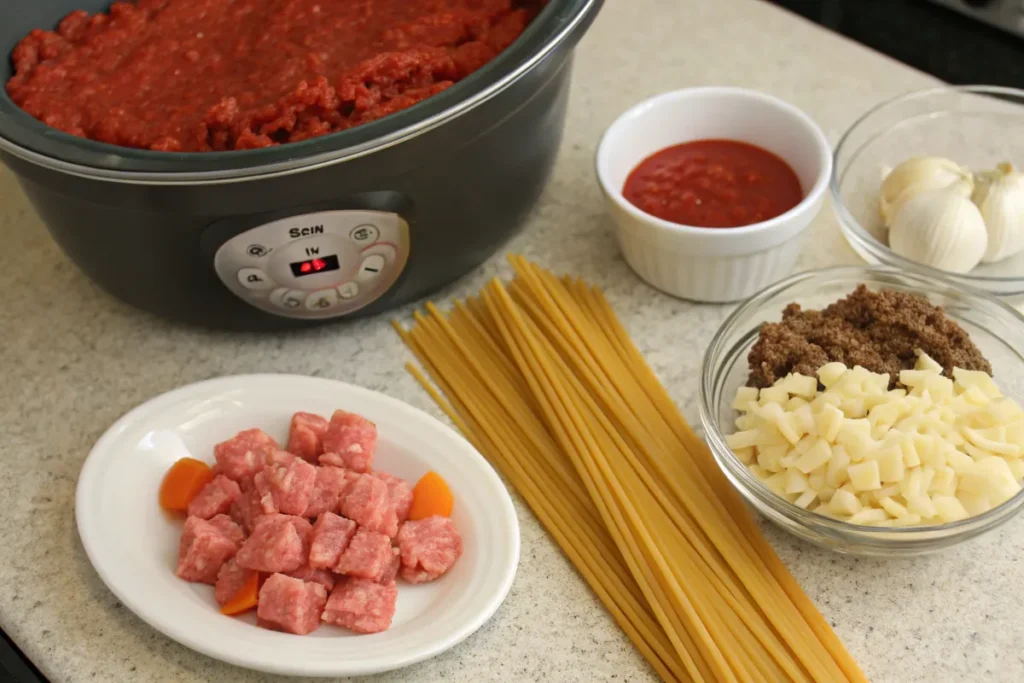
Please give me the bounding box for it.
[2,1,1021,681]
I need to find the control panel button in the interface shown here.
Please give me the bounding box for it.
[337,282,359,299]
[356,254,386,282]
[246,244,270,258]
[306,289,339,311]
[349,224,380,244]
[237,267,273,290]
[271,288,305,310]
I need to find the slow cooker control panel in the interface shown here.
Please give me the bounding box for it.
[213,210,410,319]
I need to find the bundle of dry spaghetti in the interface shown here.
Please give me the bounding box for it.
[393,255,866,683]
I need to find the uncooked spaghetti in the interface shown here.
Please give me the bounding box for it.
[394,255,866,683]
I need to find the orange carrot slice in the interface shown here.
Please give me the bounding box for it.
[220,571,260,616]
[159,457,214,512]
[408,471,454,520]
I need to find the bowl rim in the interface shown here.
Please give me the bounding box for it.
[831,84,1024,285]
[699,264,1024,539]
[594,86,833,237]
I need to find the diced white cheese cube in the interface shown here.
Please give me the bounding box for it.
[848,460,882,491]
[829,488,862,516]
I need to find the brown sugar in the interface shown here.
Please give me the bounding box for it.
[747,284,992,389]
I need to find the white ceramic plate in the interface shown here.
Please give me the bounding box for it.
[75,375,520,677]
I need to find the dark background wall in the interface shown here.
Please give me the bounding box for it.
[766,0,1023,86]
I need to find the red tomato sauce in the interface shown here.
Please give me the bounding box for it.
[622,139,803,228]
[6,0,545,152]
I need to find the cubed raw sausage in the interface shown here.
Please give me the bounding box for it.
[303,466,356,519]
[341,474,398,537]
[308,512,357,570]
[187,475,242,520]
[235,515,305,573]
[214,428,279,485]
[373,472,414,524]
[207,513,245,548]
[176,515,239,584]
[254,458,317,516]
[321,577,397,634]
[257,573,328,635]
[214,557,256,606]
[396,515,462,584]
[287,412,329,463]
[335,528,393,581]
[320,410,377,472]
[287,564,337,592]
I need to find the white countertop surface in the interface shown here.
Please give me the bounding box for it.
[2,0,1021,681]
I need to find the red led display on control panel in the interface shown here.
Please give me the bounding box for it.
[290,254,340,278]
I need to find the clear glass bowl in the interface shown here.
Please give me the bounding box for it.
[832,85,1024,299]
[698,266,1024,556]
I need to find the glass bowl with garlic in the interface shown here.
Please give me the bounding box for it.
[833,85,1024,298]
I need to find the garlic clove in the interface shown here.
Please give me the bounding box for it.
[880,156,973,225]
[888,179,987,273]
[973,162,1024,263]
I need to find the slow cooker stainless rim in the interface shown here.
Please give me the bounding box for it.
[0,0,598,186]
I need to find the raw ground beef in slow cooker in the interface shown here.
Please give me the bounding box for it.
[6,0,546,152]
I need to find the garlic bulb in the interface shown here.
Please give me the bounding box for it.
[972,162,1024,263]
[880,156,973,225]
[888,180,987,273]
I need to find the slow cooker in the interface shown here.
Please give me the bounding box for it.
[0,0,602,330]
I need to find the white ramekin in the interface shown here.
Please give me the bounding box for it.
[595,87,832,303]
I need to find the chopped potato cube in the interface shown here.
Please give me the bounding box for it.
[829,489,862,516]
[914,350,943,372]
[1008,459,1024,482]
[933,495,969,522]
[734,447,756,465]
[840,397,867,419]
[879,496,908,518]
[848,460,882,491]
[726,429,760,450]
[893,513,923,527]
[786,396,809,411]
[781,373,818,399]
[760,385,790,406]
[794,438,832,474]
[808,471,826,492]
[764,472,786,496]
[899,369,931,388]
[848,508,889,525]
[907,494,937,519]
[877,448,905,483]
[930,466,957,496]
[817,362,848,388]
[954,368,1002,399]
[946,450,976,475]
[957,493,992,516]
[784,469,809,495]
[733,386,759,411]
[816,403,845,442]
[794,490,817,509]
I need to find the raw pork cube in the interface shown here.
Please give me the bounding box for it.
[322,578,398,634]
[187,475,242,519]
[257,573,328,635]
[286,515,314,559]
[303,466,355,518]
[373,472,414,524]
[235,515,305,573]
[320,411,377,472]
[287,412,329,463]
[215,558,257,606]
[335,528,393,581]
[381,547,401,584]
[309,512,358,569]
[214,428,279,485]
[176,516,239,584]
[207,514,246,548]
[254,458,317,516]
[266,449,297,469]
[397,515,463,584]
[341,474,398,537]
[229,486,266,535]
[287,565,337,592]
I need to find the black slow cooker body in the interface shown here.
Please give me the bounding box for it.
[0,1,600,330]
